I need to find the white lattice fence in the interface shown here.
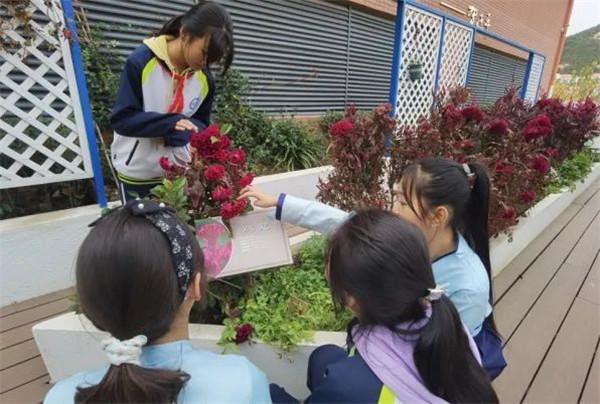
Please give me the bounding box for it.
[438,21,473,91]
[393,5,443,128]
[0,0,93,189]
[523,54,545,103]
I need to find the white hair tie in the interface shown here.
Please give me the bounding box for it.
[425,285,446,302]
[101,335,148,366]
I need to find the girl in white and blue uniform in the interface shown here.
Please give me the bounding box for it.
[241,157,506,379]
[44,200,271,403]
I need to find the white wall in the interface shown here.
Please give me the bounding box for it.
[0,166,332,307]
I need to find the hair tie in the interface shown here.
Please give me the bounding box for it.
[462,163,476,189]
[101,335,147,366]
[89,199,195,298]
[425,285,446,302]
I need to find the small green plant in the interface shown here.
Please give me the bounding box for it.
[150,177,191,222]
[214,69,325,175]
[545,145,600,194]
[217,235,350,353]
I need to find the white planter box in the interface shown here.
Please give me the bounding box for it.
[33,162,600,398]
[33,312,345,399]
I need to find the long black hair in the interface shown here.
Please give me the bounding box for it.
[401,157,498,333]
[157,1,234,72]
[328,210,498,403]
[74,208,206,403]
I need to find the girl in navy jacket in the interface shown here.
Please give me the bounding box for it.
[110,2,234,201]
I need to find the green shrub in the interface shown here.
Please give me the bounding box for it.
[546,145,600,194]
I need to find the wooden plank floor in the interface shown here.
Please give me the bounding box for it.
[0,186,598,403]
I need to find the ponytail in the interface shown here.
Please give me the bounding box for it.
[414,296,498,403]
[463,163,492,290]
[75,364,189,403]
[156,15,185,37]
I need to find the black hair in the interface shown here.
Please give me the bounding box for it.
[74,208,206,403]
[328,210,498,403]
[401,157,498,334]
[157,1,234,72]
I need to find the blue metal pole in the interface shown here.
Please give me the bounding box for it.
[385,0,406,156]
[433,17,447,96]
[60,0,107,207]
[464,28,476,85]
[521,52,534,100]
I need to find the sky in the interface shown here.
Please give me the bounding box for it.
[566,0,600,36]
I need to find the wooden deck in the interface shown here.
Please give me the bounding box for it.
[1,186,598,403]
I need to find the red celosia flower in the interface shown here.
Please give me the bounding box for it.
[488,119,509,136]
[330,119,353,137]
[531,154,550,174]
[159,156,172,171]
[190,125,229,157]
[204,165,225,181]
[211,186,233,201]
[214,149,230,163]
[546,148,559,158]
[523,114,552,140]
[461,104,485,123]
[520,191,536,204]
[502,206,517,220]
[495,161,514,176]
[234,323,253,344]
[239,173,254,188]
[229,149,246,165]
[235,198,248,214]
[220,201,237,220]
[444,104,464,129]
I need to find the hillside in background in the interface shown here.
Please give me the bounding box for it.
[559,24,600,73]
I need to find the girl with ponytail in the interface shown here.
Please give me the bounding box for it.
[44,200,270,403]
[241,157,505,379]
[110,1,234,202]
[289,210,498,402]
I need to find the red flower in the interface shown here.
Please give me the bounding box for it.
[444,104,464,128]
[220,202,237,220]
[190,125,229,157]
[330,119,353,137]
[523,114,552,140]
[520,191,536,204]
[488,119,509,136]
[531,154,550,174]
[214,149,230,163]
[204,165,225,181]
[239,173,254,188]
[537,98,565,114]
[461,104,485,123]
[234,323,253,344]
[546,148,559,158]
[211,186,233,201]
[495,161,514,176]
[159,156,172,171]
[235,198,248,214]
[502,206,517,220]
[229,149,247,165]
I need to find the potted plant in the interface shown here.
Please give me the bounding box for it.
[407,59,423,82]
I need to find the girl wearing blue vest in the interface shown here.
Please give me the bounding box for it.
[241,157,506,379]
[111,2,234,202]
[273,210,498,403]
[44,200,271,403]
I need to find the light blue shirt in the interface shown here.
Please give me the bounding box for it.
[44,340,271,404]
[279,194,492,335]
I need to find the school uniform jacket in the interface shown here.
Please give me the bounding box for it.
[110,38,215,184]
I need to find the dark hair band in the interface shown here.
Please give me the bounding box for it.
[89,199,194,297]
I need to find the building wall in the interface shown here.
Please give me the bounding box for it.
[346,0,572,93]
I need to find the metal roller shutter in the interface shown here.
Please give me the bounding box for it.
[72,0,395,115]
[467,44,527,105]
